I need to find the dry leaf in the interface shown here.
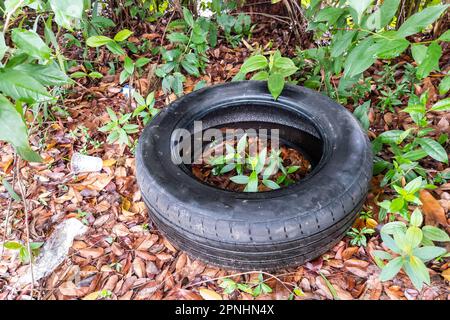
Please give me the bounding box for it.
[103,159,117,167]
[199,288,223,300]
[420,190,448,226]
[442,269,450,281]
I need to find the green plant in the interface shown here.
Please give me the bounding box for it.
[132,91,159,125]
[208,134,300,192]
[373,94,449,190]
[377,176,432,221]
[86,28,134,56]
[155,7,214,96]
[375,209,449,290]
[3,241,43,264]
[347,227,375,247]
[68,125,103,154]
[233,50,298,99]
[208,0,252,47]
[302,1,449,96]
[0,1,86,161]
[76,209,91,225]
[70,70,103,80]
[219,273,273,297]
[99,108,139,146]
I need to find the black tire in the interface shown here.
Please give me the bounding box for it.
[136,81,372,271]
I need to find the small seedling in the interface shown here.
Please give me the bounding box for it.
[132,91,159,125]
[3,241,43,263]
[347,227,375,247]
[99,108,139,146]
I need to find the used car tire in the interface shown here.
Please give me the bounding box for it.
[136,81,372,270]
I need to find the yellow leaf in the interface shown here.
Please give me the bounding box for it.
[365,218,378,229]
[103,159,117,167]
[199,288,222,300]
[121,197,131,211]
[442,269,450,282]
[83,291,100,300]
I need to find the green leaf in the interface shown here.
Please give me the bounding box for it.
[390,197,404,212]
[194,80,207,91]
[374,38,409,59]
[430,98,450,112]
[372,250,393,260]
[413,246,447,262]
[183,7,194,27]
[353,100,370,130]
[315,7,344,24]
[124,56,134,74]
[343,37,376,78]
[106,41,125,56]
[251,71,269,80]
[268,72,284,100]
[272,55,298,77]
[416,42,442,79]
[114,29,134,42]
[438,30,450,42]
[348,0,373,24]
[379,256,403,281]
[379,129,411,145]
[415,137,448,163]
[231,175,249,184]
[0,94,42,162]
[422,226,450,242]
[366,0,400,30]
[245,171,259,192]
[331,30,357,58]
[49,0,84,30]
[240,55,268,74]
[397,5,449,38]
[0,69,52,103]
[181,60,200,77]
[411,44,428,65]
[71,71,87,79]
[2,179,20,201]
[167,32,189,44]
[88,72,103,79]
[405,226,423,249]
[410,208,423,227]
[11,29,51,60]
[404,176,423,193]
[409,255,430,285]
[438,76,450,95]
[86,35,113,47]
[381,221,407,235]
[0,33,7,61]
[135,57,150,68]
[13,63,69,86]
[380,232,402,254]
[4,241,22,250]
[262,179,280,190]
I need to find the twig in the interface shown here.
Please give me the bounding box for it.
[232,12,291,25]
[2,0,25,34]
[1,153,18,257]
[15,158,36,299]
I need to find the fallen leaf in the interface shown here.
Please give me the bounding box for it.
[102,159,117,167]
[420,190,448,226]
[83,291,100,300]
[199,288,223,300]
[442,269,450,281]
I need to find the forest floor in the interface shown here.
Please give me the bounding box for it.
[0,13,449,300]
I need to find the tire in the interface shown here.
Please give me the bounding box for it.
[136,81,372,271]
